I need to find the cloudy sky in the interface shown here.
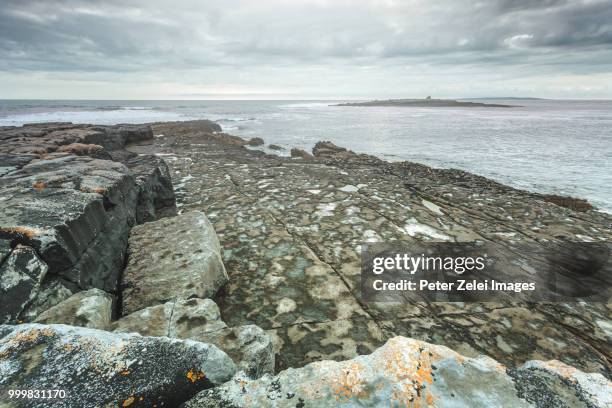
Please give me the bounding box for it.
[1,0,611,99]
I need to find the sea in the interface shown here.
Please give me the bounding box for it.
[1,99,611,212]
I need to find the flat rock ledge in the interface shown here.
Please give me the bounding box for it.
[0,323,236,408]
[185,336,611,408]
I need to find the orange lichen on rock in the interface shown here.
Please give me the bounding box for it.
[0,226,39,239]
[382,339,439,407]
[80,186,107,195]
[332,362,368,401]
[186,369,206,383]
[32,181,47,191]
[122,396,135,406]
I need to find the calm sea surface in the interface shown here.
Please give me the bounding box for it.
[1,99,611,212]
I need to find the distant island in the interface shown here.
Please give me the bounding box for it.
[336,97,518,108]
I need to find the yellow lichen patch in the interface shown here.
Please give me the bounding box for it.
[122,396,135,407]
[186,369,206,383]
[332,362,368,401]
[382,340,440,407]
[120,370,131,376]
[32,181,47,191]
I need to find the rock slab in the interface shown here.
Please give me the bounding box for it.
[0,323,236,407]
[121,211,228,315]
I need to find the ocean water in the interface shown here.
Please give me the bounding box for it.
[1,99,611,212]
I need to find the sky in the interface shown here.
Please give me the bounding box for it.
[1,0,611,100]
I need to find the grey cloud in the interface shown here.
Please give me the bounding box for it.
[0,0,610,98]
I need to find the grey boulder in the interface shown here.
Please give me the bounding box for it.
[34,288,113,330]
[114,298,274,378]
[0,323,236,407]
[121,211,228,315]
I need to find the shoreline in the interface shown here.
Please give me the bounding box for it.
[240,140,602,214]
[1,120,610,406]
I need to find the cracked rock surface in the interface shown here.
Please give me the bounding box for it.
[144,121,611,376]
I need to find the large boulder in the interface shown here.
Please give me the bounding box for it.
[0,123,177,323]
[290,147,314,160]
[0,323,236,407]
[0,245,48,323]
[312,141,349,158]
[0,154,138,292]
[184,336,611,408]
[247,137,265,146]
[121,211,228,315]
[113,298,274,378]
[34,288,113,330]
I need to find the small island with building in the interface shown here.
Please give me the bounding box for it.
[336,96,518,108]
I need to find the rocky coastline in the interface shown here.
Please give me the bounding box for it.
[1,120,610,407]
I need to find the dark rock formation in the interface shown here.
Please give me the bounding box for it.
[540,193,594,212]
[121,211,228,315]
[247,137,265,146]
[290,148,314,160]
[0,323,236,407]
[268,144,285,151]
[0,122,178,323]
[312,140,350,157]
[125,154,177,223]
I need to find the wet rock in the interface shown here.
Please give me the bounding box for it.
[247,137,265,146]
[0,323,236,407]
[0,245,48,324]
[121,211,228,315]
[184,336,541,407]
[113,298,274,378]
[34,288,113,330]
[269,144,285,151]
[540,194,594,212]
[290,148,314,160]
[312,140,349,157]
